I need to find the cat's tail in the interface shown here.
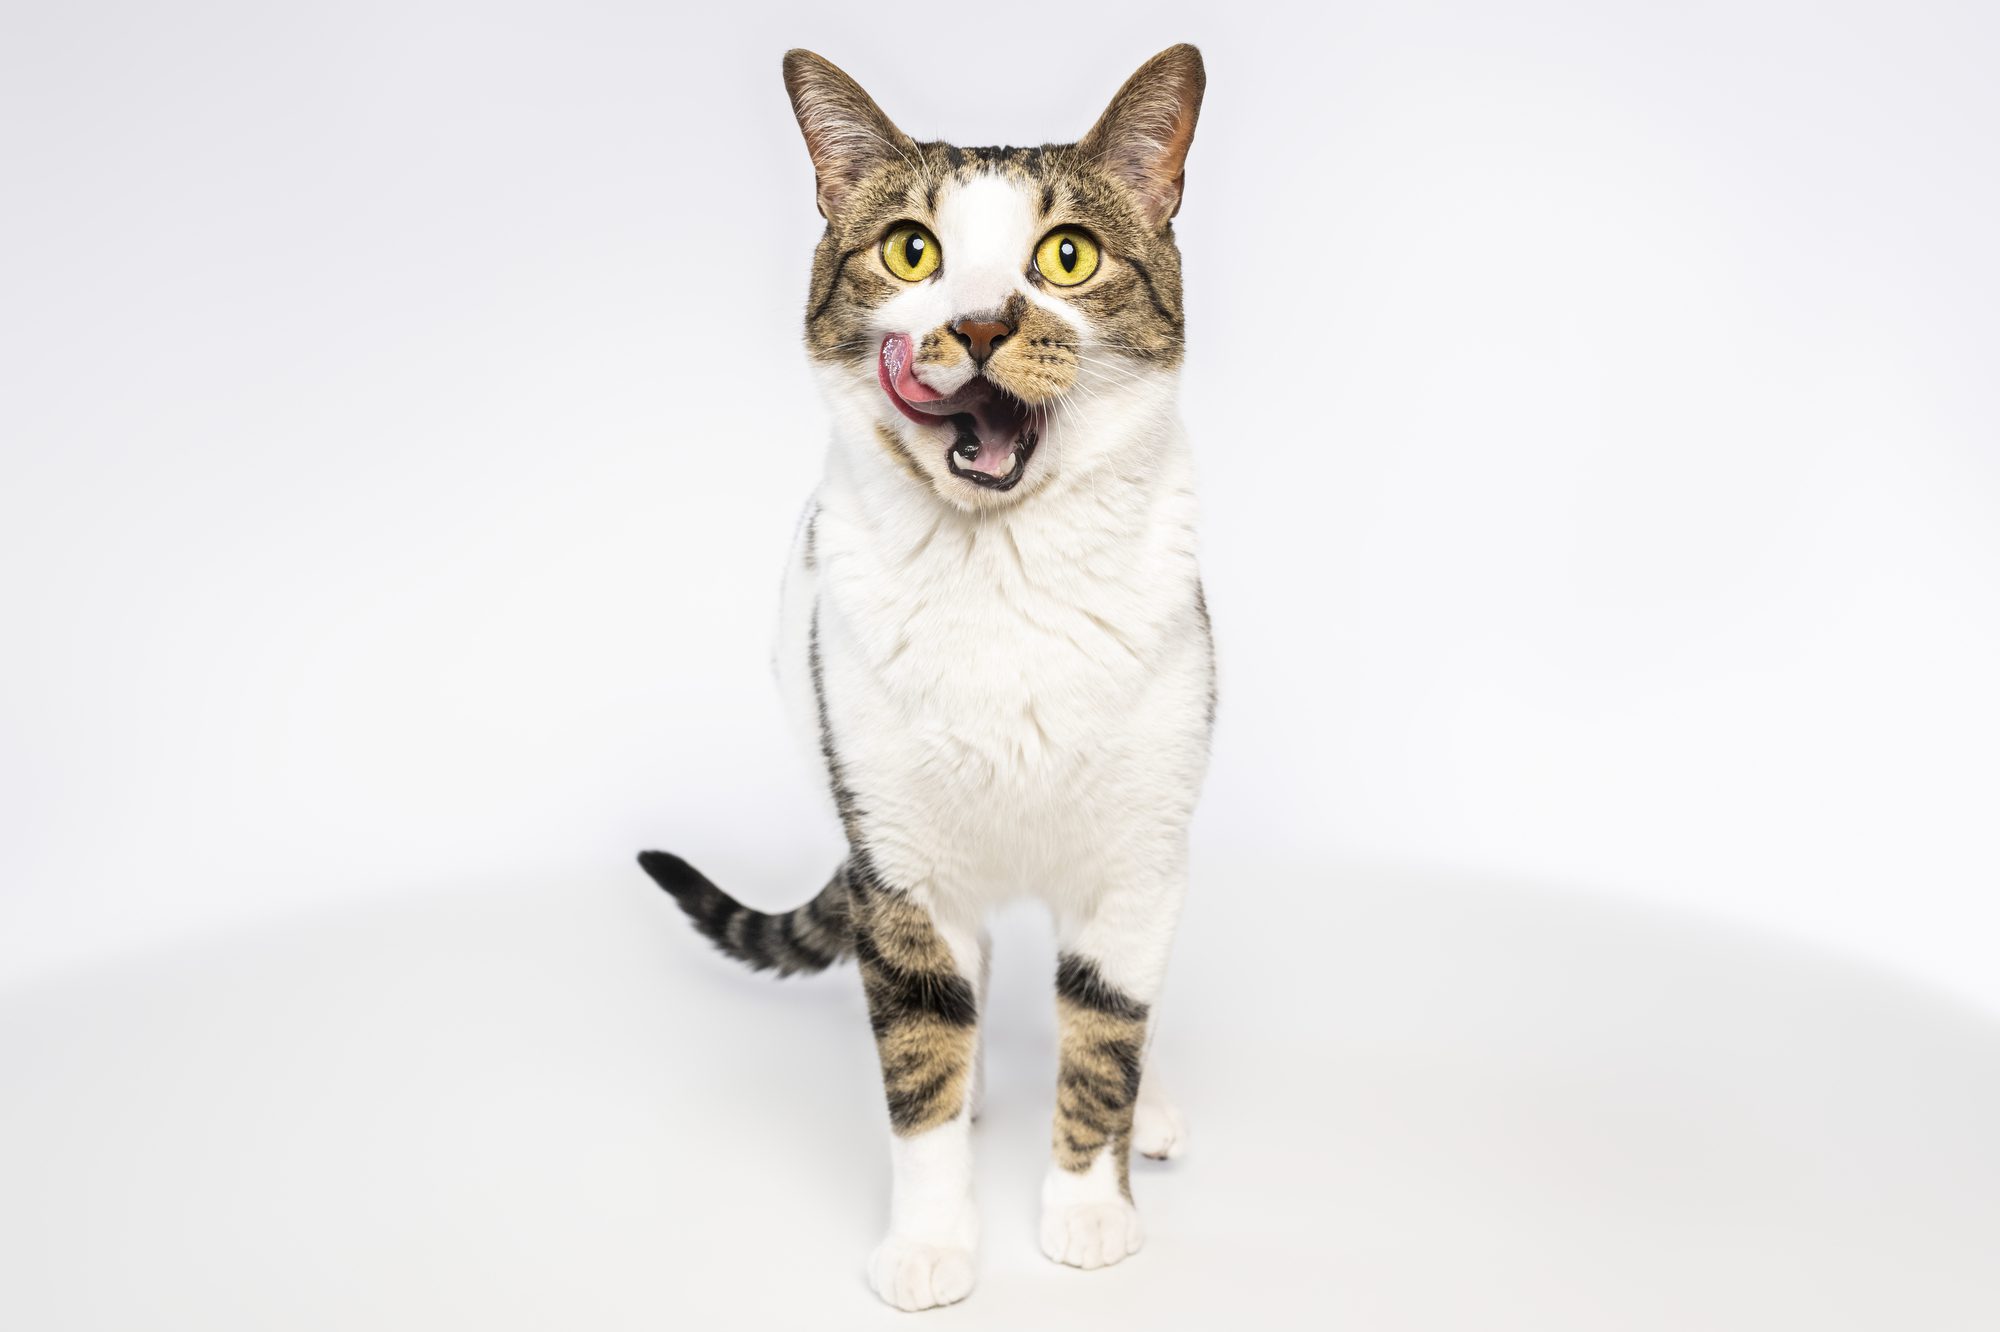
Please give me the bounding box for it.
[636,850,854,976]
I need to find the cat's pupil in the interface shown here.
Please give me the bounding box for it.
[905,235,925,267]
[1059,239,1076,271]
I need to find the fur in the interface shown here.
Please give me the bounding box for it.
[639,44,1212,1312]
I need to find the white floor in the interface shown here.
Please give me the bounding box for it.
[3,856,1997,1331]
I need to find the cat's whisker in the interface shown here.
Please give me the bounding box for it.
[1084,337,1186,355]
[1072,365,1155,397]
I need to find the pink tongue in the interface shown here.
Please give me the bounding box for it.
[879,333,1017,475]
[881,333,942,404]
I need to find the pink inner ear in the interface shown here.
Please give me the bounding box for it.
[1080,47,1204,226]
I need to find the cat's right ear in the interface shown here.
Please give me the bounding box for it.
[782,50,913,220]
[1078,44,1206,230]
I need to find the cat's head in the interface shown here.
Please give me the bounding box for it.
[783,46,1204,511]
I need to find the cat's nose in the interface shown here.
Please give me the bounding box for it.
[950,317,1013,365]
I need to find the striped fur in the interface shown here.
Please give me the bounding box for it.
[637,851,853,976]
[638,45,1212,1310]
[851,869,980,1135]
[1053,954,1151,1199]
[640,841,982,1140]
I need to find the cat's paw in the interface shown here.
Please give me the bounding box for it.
[1039,1198,1144,1270]
[867,1236,976,1312]
[1132,1098,1188,1160]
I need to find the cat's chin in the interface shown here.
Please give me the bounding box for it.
[879,334,1043,493]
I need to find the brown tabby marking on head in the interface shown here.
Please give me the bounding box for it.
[798,142,1189,374]
[899,292,1083,408]
[915,327,963,371]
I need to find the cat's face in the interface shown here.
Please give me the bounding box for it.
[783,47,1204,511]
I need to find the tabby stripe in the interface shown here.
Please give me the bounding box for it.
[1055,953,1150,1023]
[807,605,864,842]
[885,1069,957,1132]
[855,937,979,1029]
[851,867,981,1136]
[808,245,860,325]
[637,850,855,976]
[1052,954,1151,1198]
[1121,254,1180,327]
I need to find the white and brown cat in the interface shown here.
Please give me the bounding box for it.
[640,44,1213,1312]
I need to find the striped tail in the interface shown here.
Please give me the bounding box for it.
[637,851,855,976]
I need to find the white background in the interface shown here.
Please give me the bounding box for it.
[4,2,1998,1328]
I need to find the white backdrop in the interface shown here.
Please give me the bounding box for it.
[6,5,2000,1328]
[5,0,1995,1006]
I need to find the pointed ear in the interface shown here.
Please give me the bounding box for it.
[1077,45,1206,229]
[782,50,914,219]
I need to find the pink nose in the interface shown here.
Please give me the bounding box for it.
[951,318,1013,364]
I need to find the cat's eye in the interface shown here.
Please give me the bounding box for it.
[1034,229,1100,286]
[881,223,941,281]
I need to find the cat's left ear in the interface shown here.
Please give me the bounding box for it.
[782,49,915,220]
[1078,44,1206,229]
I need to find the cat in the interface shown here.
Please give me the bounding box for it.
[639,44,1212,1312]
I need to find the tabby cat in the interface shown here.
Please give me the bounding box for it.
[639,44,1212,1311]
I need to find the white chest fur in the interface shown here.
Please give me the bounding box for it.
[775,410,1213,914]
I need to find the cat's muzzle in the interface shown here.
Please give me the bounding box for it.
[879,333,1041,491]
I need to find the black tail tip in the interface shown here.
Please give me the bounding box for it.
[637,849,704,903]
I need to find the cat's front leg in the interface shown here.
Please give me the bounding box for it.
[1040,875,1184,1270]
[966,929,993,1122]
[1133,1056,1190,1161]
[851,869,983,1311]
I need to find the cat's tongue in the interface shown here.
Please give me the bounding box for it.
[879,333,943,409]
[878,333,1031,479]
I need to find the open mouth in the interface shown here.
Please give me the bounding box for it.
[878,334,1040,490]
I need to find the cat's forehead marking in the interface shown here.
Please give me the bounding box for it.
[802,139,1184,371]
[935,143,1050,172]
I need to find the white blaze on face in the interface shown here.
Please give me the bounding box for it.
[932,173,1038,318]
[872,172,1085,347]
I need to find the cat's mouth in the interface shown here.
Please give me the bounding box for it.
[878,334,1040,491]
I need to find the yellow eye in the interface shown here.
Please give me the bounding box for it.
[1034,229,1100,286]
[882,223,941,281]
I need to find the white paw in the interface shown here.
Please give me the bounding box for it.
[867,1236,976,1312]
[1039,1198,1144,1270]
[1133,1099,1188,1160]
